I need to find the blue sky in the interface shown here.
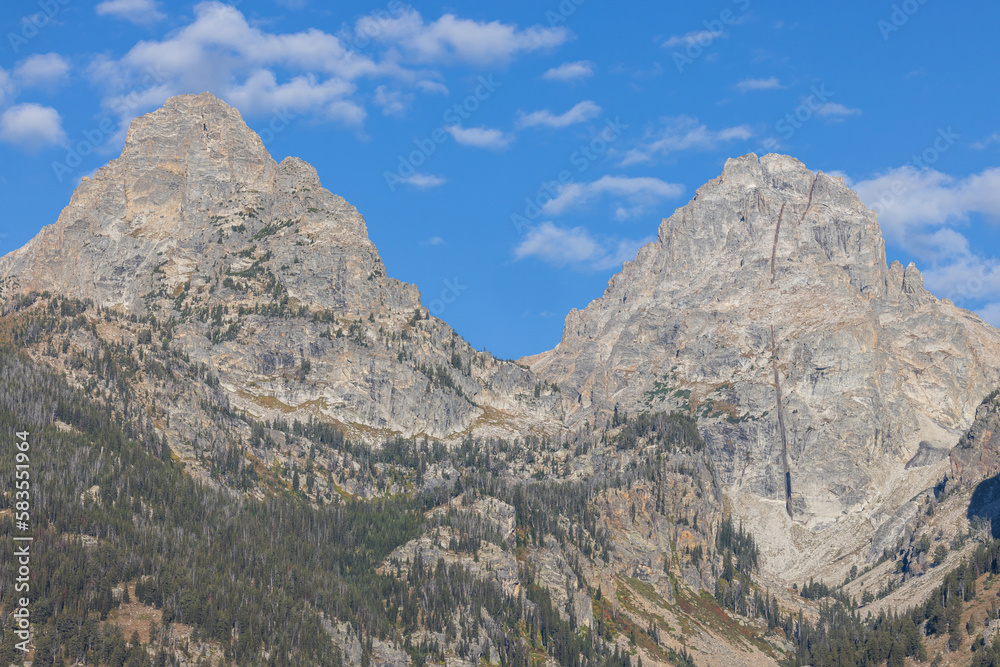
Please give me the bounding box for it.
[1,0,999,359]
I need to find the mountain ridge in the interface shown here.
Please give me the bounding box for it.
[4,92,1000,586]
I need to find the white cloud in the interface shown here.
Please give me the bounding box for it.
[0,103,67,148]
[662,30,725,48]
[542,175,684,217]
[446,125,510,149]
[516,100,601,129]
[354,7,570,66]
[96,0,166,24]
[542,61,593,82]
[816,102,861,119]
[373,84,413,116]
[736,76,783,92]
[423,235,445,245]
[851,166,1000,246]
[14,53,70,86]
[226,69,360,120]
[619,115,753,166]
[852,165,1000,308]
[979,303,1000,328]
[401,173,446,189]
[416,80,448,95]
[85,2,566,145]
[973,133,1000,150]
[514,222,652,270]
[0,68,11,106]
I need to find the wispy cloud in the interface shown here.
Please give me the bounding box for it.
[662,30,725,48]
[542,60,593,82]
[446,125,510,149]
[619,115,752,166]
[542,175,684,218]
[972,133,1000,150]
[514,222,652,270]
[516,100,601,129]
[373,85,413,116]
[400,173,446,188]
[736,76,783,92]
[96,0,166,24]
[816,102,861,120]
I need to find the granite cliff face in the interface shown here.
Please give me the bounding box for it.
[0,93,551,441]
[524,153,1000,576]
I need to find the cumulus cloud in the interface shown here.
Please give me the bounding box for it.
[96,0,166,24]
[353,7,570,66]
[226,70,361,121]
[516,100,601,129]
[514,222,652,270]
[14,53,70,86]
[542,60,593,82]
[619,115,753,166]
[83,2,569,147]
[736,76,783,92]
[0,103,67,148]
[445,125,510,149]
[852,165,1000,309]
[542,175,684,217]
[852,167,1000,245]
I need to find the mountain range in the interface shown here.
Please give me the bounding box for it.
[3,92,1000,666]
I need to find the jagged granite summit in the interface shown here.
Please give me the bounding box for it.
[525,153,1000,576]
[0,93,551,439]
[4,94,1000,585]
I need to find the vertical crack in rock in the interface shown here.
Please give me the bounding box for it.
[771,325,793,518]
[799,173,817,226]
[769,202,786,284]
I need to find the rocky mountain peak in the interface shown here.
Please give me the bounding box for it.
[0,93,374,308]
[122,92,271,167]
[649,152,889,300]
[0,92,550,439]
[527,152,1000,575]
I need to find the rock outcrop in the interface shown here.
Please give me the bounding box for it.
[524,153,1000,576]
[0,93,552,440]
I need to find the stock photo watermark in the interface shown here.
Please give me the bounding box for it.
[352,0,406,50]
[878,0,931,41]
[867,127,959,215]
[427,278,467,316]
[51,65,166,182]
[383,75,501,192]
[761,84,834,148]
[510,117,626,234]
[10,430,33,653]
[7,0,71,54]
[543,0,587,27]
[671,0,751,73]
